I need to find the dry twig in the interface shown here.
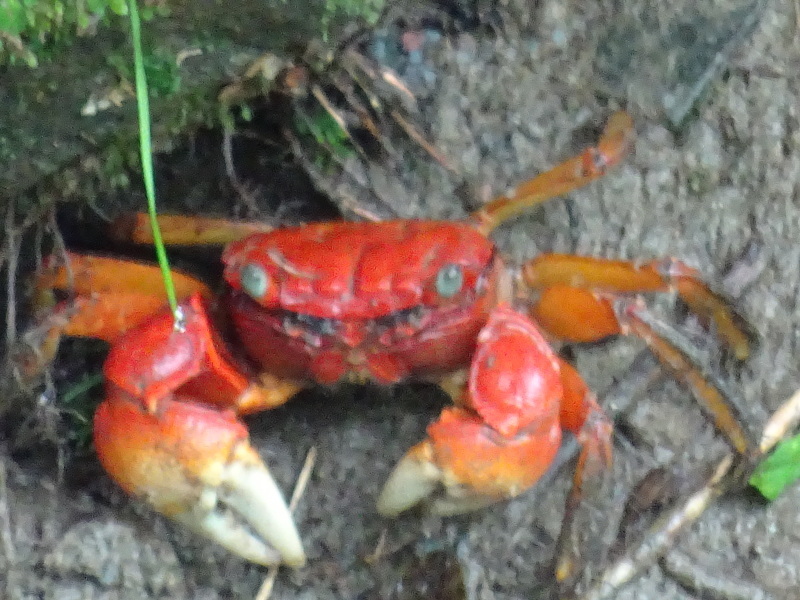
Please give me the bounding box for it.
[254,446,318,600]
[575,387,800,600]
[5,205,20,348]
[0,457,16,565]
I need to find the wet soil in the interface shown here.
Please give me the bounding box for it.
[3,1,800,599]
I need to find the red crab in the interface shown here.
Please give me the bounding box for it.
[31,112,755,572]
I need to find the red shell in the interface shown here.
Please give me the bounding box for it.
[222,220,494,320]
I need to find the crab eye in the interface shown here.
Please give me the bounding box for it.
[240,263,269,299]
[435,263,463,298]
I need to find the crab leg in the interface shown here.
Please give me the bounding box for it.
[109,212,276,245]
[96,293,306,566]
[523,254,753,360]
[33,251,212,341]
[521,254,757,455]
[377,305,612,516]
[613,298,756,455]
[552,359,614,586]
[471,111,634,234]
[18,252,213,380]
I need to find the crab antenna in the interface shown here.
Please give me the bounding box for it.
[470,111,635,236]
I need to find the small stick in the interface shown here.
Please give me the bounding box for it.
[345,50,417,111]
[795,0,800,39]
[254,446,318,600]
[0,457,16,564]
[222,128,264,217]
[389,110,459,174]
[5,205,19,347]
[284,129,390,222]
[575,387,800,600]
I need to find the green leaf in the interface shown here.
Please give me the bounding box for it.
[107,0,128,16]
[750,432,800,500]
[0,1,28,35]
[86,0,109,15]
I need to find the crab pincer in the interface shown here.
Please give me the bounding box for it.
[94,294,306,567]
[377,304,612,517]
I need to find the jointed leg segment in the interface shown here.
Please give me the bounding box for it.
[522,252,758,455]
[472,112,635,234]
[523,254,753,359]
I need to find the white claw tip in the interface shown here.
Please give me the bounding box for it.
[377,454,441,516]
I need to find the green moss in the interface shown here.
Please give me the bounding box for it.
[0,0,168,67]
[320,0,385,32]
[267,0,385,41]
[322,0,384,42]
[107,44,181,98]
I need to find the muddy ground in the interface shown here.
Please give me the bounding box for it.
[3,0,800,598]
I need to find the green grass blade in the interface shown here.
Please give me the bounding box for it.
[127,0,179,318]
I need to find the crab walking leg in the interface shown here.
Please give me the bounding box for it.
[522,254,754,360]
[33,252,212,342]
[377,305,612,517]
[16,252,214,381]
[552,359,613,587]
[613,299,756,456]
[521,255,757,454]
[109,212,277,245]
[95,293,306,567]
[472,111,634,235]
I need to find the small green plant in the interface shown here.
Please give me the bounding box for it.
[60,371,104,448]
[294,107,356,172]
[296,109,352,152]
[320,0,384,37]
[0,0,166,67]
[266,0,384,41]
[107,46,181,98]
[750,432,800,500]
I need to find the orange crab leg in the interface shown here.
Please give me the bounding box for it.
[20,252,213,379]
[110,212,276,245]
[532,285,621,344]
[523,254,754,360]
[472,111,634,234]
[33,251,212,342]
[522,254,756,455]
[96,293,305,566]
[557,358,613,469]
[36,251,211,300]
[614,299,756,456]
[552,358,613,585]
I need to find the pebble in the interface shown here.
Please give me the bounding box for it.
[363,25,447,94]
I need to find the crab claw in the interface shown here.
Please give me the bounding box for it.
[378,305,564,516]
[91,294,306,567]
[95,390,306,567]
